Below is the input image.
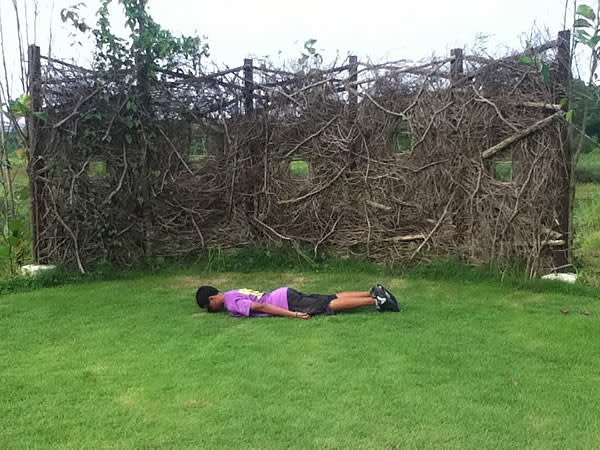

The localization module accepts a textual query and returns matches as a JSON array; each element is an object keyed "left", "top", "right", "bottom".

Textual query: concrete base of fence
[
  {"left": 21, "top": 264, "right": 57, "bottom": 277},
  {"left": 541, "top": 273, "right": 578, "bottom": 284}
]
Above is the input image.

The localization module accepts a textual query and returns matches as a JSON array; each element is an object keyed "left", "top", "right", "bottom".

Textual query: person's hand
[{"left": 294, "top": 312, "right": 311, "bottom": 319}]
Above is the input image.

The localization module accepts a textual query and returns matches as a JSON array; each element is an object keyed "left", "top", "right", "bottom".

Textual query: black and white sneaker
[
  {"left": 380, "top": 285, "right": 400, "bottom": 312},
  {"left": 370, "top": 284, "right": 399, "bottom": 312}
]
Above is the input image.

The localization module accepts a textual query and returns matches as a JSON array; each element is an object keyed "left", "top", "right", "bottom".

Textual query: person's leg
[
  {"left": 328, "top": 292, "right": 376, "bottom": 312},
  {"left": 335, "top": 291, "right": 372, "bottom": 299},
  {"left": 287, "top": 288, "right": 396, "bottom": 315},
  {"left": 330, "top": 287, "right": 400, "bottom": 313}
]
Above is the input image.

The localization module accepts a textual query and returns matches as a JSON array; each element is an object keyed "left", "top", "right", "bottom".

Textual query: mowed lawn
[
  {"left": 575, "top": 182, "right": 600, "bottom": 288},
  {"left": 1, "top": 270, "right": 599, "bottom": 449}
]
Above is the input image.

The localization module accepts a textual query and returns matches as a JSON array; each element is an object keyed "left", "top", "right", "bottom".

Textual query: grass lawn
[
  {"left": 574, "top": 147, "right": 600, "bottom": 288},
  {"left": 1, "top": 270, "right": 599, "bottom": 448},
  {"left": 574, "top": 182, "right": 600, "bottom": 288},
  {"left": 576, "top": 149, "right": 600, "bottom": 183}
]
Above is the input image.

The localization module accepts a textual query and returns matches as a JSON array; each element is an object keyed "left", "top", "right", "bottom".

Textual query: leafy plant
[
  {"left": 573, "top": 3, "right": 600, "bottom": 153},
  {"left": 59, "top": 0, "right": 210, "bottom": 150},
  {"left": 0, "top": 216, "right": 28, "bottom": 274},
  {"left": 297, "top": 38, "right": 323, "bottom": 70},
  {"left": 7, "top": 93, "right": 46, "bottom": 121},
  {"left": 568, "top": 2, "right": 600, "bottom": 280},
  {"left": 570, "top": 79, "right": 600, "bottom": 151},
  {"left": 61, "top": 0, "right": 208, "bottom": 77},
  {"left": 574, "top": 4, "right": 600, "bottom": 52},
  {"left": 518, "top": 54, "right": 551, "bottom": 84},
  {"left": 8, "top": 93, "right": 31, "bottom": 117}
]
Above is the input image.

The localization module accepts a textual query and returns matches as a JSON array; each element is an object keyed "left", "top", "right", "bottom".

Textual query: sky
[{"left": 0, "top": 0, "right": 583, "bottom": 98}]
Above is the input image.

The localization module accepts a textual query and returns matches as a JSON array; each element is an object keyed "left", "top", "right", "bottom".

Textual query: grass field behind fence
[
  {"left": 576, "top": 149, "right": 600, "bottom": 183},
  {"left": 1, "top": 269, "right": 599, "bottom": 448},
  {"left": 574, "top": 177, "right": 600, "bottom": 288}
]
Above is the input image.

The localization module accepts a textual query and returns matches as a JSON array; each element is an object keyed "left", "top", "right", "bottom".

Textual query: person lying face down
[{"left": 195, "top": 284, "right": 399, "bottom": 319}]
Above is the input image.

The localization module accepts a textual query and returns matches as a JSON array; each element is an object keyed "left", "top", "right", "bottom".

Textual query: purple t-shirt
[{"left": 223, "top": 287, "right": 289, "bottom": 317}]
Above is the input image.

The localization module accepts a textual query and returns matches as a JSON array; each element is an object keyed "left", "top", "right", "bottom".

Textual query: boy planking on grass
[{"left": 195, "top": 284, "right": 399, "bottom": 319}]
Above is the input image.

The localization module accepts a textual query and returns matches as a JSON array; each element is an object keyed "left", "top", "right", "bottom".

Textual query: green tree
[
  {"left": 573, "top": 3, "right": 600, "bottom": 154},
  {"left": 60, "top": 0, "right": 210, "bottom": 145},
  {"left": 3, "top": 128, "right": 20, "bottom": 154},
  {"left": 571, "top": 80, "right": 600, "bottom": 153},
  {"left": 62, "top": 0, "right": 208, "bottom": 76}
]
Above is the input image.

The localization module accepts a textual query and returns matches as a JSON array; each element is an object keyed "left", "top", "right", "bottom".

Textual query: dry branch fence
[{"left": 28, "top": 31, "right": 572, "bottom": 275}]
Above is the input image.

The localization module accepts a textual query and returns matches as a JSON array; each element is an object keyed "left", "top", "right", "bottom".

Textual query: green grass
[
  {"left": 1, "top": 269, "right": 599, "bottom": 448},
  {"left": 88, "top": 160, "right": 108, "bottom": 179},
  {"left": 0, "top": 155, "right": 32, "bottom": 278},
  {"left": 1, "top": 154, "right": 28, "bottom": 196},
  {"left": 574, "top": 182, "right": 600, "bottom": 288},
  {"left": 493, "top": 160, "right": 513, "bottom": 182},
  {"left": 393, "top": 131, "right": 412, "bottom": 153},
  {"left": 576, "top": 149, "right": 600, "bottom": 183},
  {"left": 573, "top": 147, "right": 600, "bottom": 288},
  {"left": 290, "top": 160, "right": 309, "bottom": 178}
]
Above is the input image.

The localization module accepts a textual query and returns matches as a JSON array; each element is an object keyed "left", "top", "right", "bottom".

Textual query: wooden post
[
  {"left": 348, "top": 55, "right": 358, "bottom": 119},
  {"left": 136, "top": 1, "right": 154, "bottom": 260},
  {"left": 347, "top": 55, "right": 359, "bottom": 170},
  {"left": 555, "top": 29, "right": 572, "bottom": 268},
  {"left": 450, "top": 48, "right": 467, "bottom": 243},
  {"left": 450, "top": 48, "right": 463, "bottom": 85},
  {"left": 556, "top": 30, "right": 571, "bottom": 92},
  {"left": 243, "top": 58, "right": 254, "bottom": 113},
  {"left": 27, "top": 44, "right": 42, "bottom": 263}
]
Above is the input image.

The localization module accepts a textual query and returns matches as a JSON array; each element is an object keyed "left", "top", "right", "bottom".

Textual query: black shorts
[{"left": 287, "top": 288, "right": 337, "bottom": 315}]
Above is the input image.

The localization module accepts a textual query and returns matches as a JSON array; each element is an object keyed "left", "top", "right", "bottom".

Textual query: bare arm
[{"left": 251, "top": 302, "right": 310, "bottom": 319}]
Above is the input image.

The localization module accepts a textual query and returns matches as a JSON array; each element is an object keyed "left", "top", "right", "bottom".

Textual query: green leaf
[
  {"left": 519, "top": 56, "right": 534, "bottom": 66},
  {"left": 588, "top": 35, "right": 600, "bottom": 48},
  {"left": 125, "top": 134, "right": 133, "bottom": 145},
  {"left": 9, "top": 93, "right": 33, "bottom": 117},
  {"left": 18, "top": 92, "right": 32, "bottom": 108},
  {"left": 540, "top": 63, "right": 551, "bottom": 84},
  {"left": 9, "top": 101, "right": 29, "bottom": 117},
  {"left": 33, "top": 111, "right": 48, "bottom": 121},
  {"left": 576, "top": 4, "right": 596, "bottom": 20},
  {"left": 559, "top": 97, "right": 569, "bottom": 109},
  {"left": 574, "top": 18, "right": 593, "bottom": 28},
  {"left": 566, "top": 109, "right": 574, "bottom": 122},
  {"left": 576, "top": 29, "right": 592, "bottom": 41}
]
